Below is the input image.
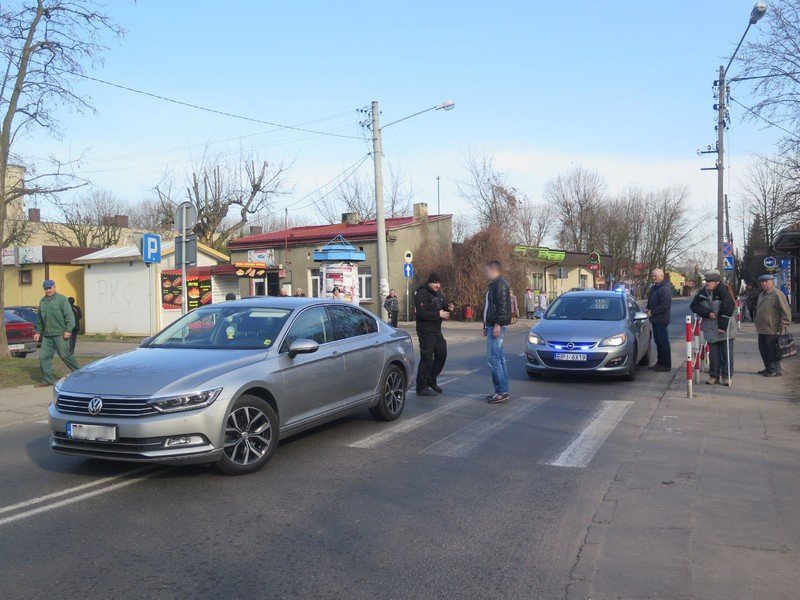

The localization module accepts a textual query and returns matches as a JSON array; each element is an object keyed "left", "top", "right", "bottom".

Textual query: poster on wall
[
  {"left": 18, "top": 246, "right": 43, "bottom": 264},
  {"left": 247, "top": 249, "right": 275, "bottom": 266},
  {"left": 161, "top": 270, "right": 213, "bottom": 310},
  {"left": 321, "top": 263, "right": 359, "bottom": 305},
  {"left": 1, "top": 247, "right": 15, "bottom": 266}
]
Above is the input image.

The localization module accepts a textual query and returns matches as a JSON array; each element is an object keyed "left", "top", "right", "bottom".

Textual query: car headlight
[
  {"left": 148, "top": 388, "right": 222, "bottom": 413},
  {"left": 599, "top": 333, "right": 627, "bottom": 347},
  {"left": 53, "top": 377, "right": 67, "bottom": 402},
  {"left": 528, "top": 333, "right": 546, "bottom": 346}
]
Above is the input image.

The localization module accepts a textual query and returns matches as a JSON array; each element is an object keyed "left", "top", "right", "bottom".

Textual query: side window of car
[
  {"left": 362, "top": 312, "right": 378, "bottom": 334},
  {"left": 627, "top": 297, "right": 640, "bottom": 319},
  {"left": 282, "top": 307, "right": 332, "bottom": 351},
  {"left": 329, "top": 305, "right": 371, "bottom": 340}
]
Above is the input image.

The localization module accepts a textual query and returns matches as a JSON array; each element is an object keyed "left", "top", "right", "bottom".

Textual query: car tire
[
  {"left": 526, "top": 369, "right": 542, "bottom": 378},
  {"left": 370, "top": 364, "right": 406, "bottom": 422},
  {"left": 11, "top": 352, "right": 25, "bottom": 358},
  {"left": 623, "top": 345, "right": 638, "bottom": 381},
  {"left": 638, "top": 334, "right": 652, "bottom": 366},
  {"left": 215, "top": 395, "right": 279, "bottom": 476}
]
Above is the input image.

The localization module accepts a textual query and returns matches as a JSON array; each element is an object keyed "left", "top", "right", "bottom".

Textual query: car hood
[
  {"left": 533, "top": 319, "right": 628, "bottom": 342},
  {"left": 60, "top": 348, "right": 266, "bottom": 397}
]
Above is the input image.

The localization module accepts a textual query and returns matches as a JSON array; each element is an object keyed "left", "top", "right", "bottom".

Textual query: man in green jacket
[
  {"left": 34, "top": 279, "right": 80, "bottom": 387},
  {"left": 755, "top": 274, "right": 793, "bottom": 377}
]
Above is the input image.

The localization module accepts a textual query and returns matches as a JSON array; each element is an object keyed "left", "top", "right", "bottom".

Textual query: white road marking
[
  {"left": 349, "top": 395, "right": 480, "bottom": 449},
  {"left": 0, "top": 468, "right": 161, "bottom": 527},
  {"left": 0, "top": 466, "right": 155, "bottom": 517},
  {"left": 421, "top": 397, "right": 545, "bottom": 458},
  {"left": 545, "top": 400, "right": 633, "bottom": 468}
]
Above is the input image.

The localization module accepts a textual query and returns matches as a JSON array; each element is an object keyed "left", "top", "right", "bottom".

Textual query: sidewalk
[{"left": 569, "top": 322, "right": 800, "bottom": 600}]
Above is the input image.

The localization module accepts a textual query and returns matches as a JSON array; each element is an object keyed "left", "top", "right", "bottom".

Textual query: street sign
[
  {"left": 175, "top": 234, "right": 198, "bottom": 266},
  {"left": 142, "top": 233, "right": 162, "bottom": 264},
  {"left": 588, "top": 251, "right": 600, "bottom": 264},
  {"left": 403, "top": 250, "right": 413, "bottom": 264},
  {"left": 174, "top": 201, "right": 198, "bottom": 232},
  {"left": 722, "top": 242, "right": 733, "bottom": 257},
  {"left": 723, "top": 255, "right": 735, "bottom": 271},
  {"left": 763, "top": 256, "right": 777, "bottom": 269},
  {"left": 403, "top": 263, "right": 414, "bottom": 278}
]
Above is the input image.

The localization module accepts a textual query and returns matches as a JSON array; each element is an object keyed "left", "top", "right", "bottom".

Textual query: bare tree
[
  {"left": 0, "top": 1, "right": 121, "bottom": 356},
  {"left": 451, "top": 214, "right": 475, "bottom": 243},
  {"left": 385, "top": 165, "right": 414, "bottom": 218},
  {"left": 128, "top": 196, "right": 175, "bottom": 237},
  {"left": 594, "top": 188, "right": 644, "bottom": 282},
  {"left": 457, "top": 150, "right": 519, "bottom": 235},
  {"left": 638, "top": 185, "right": 704, "bottom": 273},
  {"left": 315, "top": 166, "right": 413, "bottom": 225},
  {"left": 515, "top": 198, "right": 553, "bottom": 247},
  {"left": 154, "top": 154, "right": 289, "bottom": 251},
  {"left": 42, "top": 188, "right": 128, "bottom": 247},
  {"left": 543, "top": 166, "right": 607, "bottom": 252},
  {"left": 740, "top": 159, "right": 796, "bottom": 245}
]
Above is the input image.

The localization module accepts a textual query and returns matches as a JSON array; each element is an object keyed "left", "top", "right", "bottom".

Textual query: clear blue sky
[{"left": 19, "top": 0, "right": 782, "bottom": 241}]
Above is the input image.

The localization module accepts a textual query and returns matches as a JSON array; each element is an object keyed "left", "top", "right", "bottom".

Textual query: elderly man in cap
[
  {"left": 414, "top": 272, "right": 454, "bottom": 396},
  {"left": 34, "top": 280, "right": 80, "bottom": 387},
  {"left": 690, "top": 269, "right": 736, "bottom": 385},
  {"left": 755, "top": 274, "right": 792, "bottom": 377}
]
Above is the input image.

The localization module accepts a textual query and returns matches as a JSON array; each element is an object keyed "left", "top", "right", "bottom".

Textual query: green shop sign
[{"left": 514, "top": 246, "right": 566, "bottom": 262}]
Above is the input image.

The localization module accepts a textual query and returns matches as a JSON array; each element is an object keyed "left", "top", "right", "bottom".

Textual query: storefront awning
[{"left": 774, "top": 221, "right": 800, "bottom": 253}]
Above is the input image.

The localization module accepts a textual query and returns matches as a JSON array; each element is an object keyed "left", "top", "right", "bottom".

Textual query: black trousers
[
  {"left": 389, "top": 310, "right": 398, "bottom": 328},
  {"left": 416, "top": 329, "right": 447, "bottom": 391},
  {"left": 758, "top": 334, "right": 782, "bottom": 373},
  {"left": 651, "top": 322, "right": 671, "bottom": 369},
  {"left": 69, "top": 328, "right": 79, "bottom": 354}
]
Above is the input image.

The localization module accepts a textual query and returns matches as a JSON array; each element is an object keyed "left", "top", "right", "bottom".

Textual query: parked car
[
  {"left": 523, "top": 290, "right": 652, "bottom": 381},
  {"left": 4, "top": 310, "right": 37, "bottom": 358},
  {"left": 6, "top": 305, "right": 39, "bottom": 325},
  {"left": 48, "top": 298, "right": 414, "bottom": 475}
]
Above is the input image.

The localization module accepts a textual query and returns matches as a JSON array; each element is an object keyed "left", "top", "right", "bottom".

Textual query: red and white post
[{"left": 685, "top": 315, "right": 693, "bottom": 398}]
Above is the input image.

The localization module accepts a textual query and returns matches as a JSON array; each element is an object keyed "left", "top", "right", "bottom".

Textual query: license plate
[
  {"left": 66, "top": 423, "right": 118, "bottom": 442},
  {"left": 554, "top": 353, "right": 588, "bottom": 362},
  {"left": 8, "top": 344, "right": 24, "bottom": 351}
]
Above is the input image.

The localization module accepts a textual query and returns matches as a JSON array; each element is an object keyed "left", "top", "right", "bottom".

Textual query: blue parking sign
[
  {"left": 403, "top": 263, "right": 414, "bottom": 278},
  {"left": 143, "top": 233, "right": 161, "bottom": 264}
]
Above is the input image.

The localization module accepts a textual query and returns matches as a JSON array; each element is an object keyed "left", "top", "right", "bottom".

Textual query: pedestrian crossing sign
[{"left": 723, "top": 255, "right": 734, "bottom": 271}]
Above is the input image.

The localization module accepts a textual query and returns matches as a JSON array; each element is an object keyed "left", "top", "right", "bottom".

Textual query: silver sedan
[
  {"left": 48, "top": 298, "right": 414, "bottom": 475},
  {"left": 523, "top": 290, "right": 652, "bottom": 381}
]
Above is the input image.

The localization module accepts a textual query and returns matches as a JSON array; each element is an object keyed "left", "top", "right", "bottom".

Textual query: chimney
[
  {"left": 413, "top": 202, "right": 428, "bottom": 222},
  {"left": 114, "top": 214, "right": 129, "bottom": 228},
  {"left": 27, "top": 208, "right": 41, "bottom": 222},
  {"left": 342, "top": 212, "right": 362, "bottom": 225},
  {"left": 249, "top": 225, "right": 263, "bottom": 236},
  {"left": 101, "top": 215, "right": 115, "bottom": 226}
]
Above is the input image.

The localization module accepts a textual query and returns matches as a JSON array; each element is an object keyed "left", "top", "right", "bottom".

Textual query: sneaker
[
  {"left": 416, "top": 387, "right": 437, "bottom": 396},
  {"left": 720, "top": 378, "right": 730, "bottom": 386},
  {"left": 488, "top": 392, "right": 510, "bottom": 404},
  {"left": 430, "top": 384, "right": 443, "bottom": 394},
  {"left": 757, "top": 369, "right": 769, "bottom": 375},
  {"left": 764, "top": 371, "right": 782, "bottom": 377},
  {"left": 706, "top": 377, "right": 719, "bottom": 385}
]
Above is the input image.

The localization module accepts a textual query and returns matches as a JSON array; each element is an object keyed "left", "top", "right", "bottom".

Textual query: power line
[
  {"left": 289, "top": 154, "right": 371, "bottom": 212},
  {"left": 728, "top": 96, "right": 798, "bottom": 139},
  {"left": 71, "top": 72, "right": 362, "bottom": 140}
]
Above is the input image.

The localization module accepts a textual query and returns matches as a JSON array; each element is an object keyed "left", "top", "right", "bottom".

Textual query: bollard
[
  {"left": 685, "top": 315, "right": 693, "bottom": 398},
  {"left": 736, "top": 298, "right": 742, "bottom": 332},
  {"left": 692, "top": 317, "right": 701, "bottom": 384}
]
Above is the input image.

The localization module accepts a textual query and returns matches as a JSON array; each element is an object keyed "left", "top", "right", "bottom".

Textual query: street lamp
[
  {"left": 370, "top": 99, "right": 455, "bottom": 319},
  {"left": 712, "top": 2, "right": 767, "bottom": 276}
]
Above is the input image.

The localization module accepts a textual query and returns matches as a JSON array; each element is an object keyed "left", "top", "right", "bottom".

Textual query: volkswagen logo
[
  {"left": 567, "top": 342, "right": 575, "bottom": 350},
  {"left": 87, "top": 397, "right": 103, "bottom": 416}
]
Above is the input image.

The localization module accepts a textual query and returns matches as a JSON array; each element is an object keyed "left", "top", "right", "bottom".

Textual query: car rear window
[{"left": 3, "top": 311, "right": 26, "bottom": 324}]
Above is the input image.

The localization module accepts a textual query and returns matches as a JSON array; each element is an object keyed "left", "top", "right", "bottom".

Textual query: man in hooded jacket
[{"left": 414, "top": 272, "right": 453, "bottom": 396}]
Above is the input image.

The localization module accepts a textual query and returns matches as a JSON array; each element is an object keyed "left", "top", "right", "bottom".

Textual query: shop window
[
  {"left": 310, "top": 269, "right": 321, "bottom": 298},
  {"left": 358, "top": 267, "right": 372, "bottom": 301},
  {"left": 19, "top": 270, "right": 32, "bottom": 285}
]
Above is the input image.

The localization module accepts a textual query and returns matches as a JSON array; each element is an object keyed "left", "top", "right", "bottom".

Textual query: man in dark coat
[
  {"left": 414, "top": 273, "right": 453, "bottom": 396},
  {"left": 690, "top": 270, "right": 736, "bottom": 385},
  {"left": 383, "top": 289, "right": 399, "bottom": 327},
  {"left": 483, "top": 260, "right": 512, "bottom": 403},
  {"left": 645, "top": 268, "right": 672, "bottom": 371}
]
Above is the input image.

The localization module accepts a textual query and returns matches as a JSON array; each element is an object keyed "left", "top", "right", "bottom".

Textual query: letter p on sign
[{"left": 143, "top": 233, "right": 162, "bottom": 264}]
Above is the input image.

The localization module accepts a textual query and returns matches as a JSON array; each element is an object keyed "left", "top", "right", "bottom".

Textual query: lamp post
[
  {"left": 713, "top": 2, "right": 767, "bottom": 274},
  {"left": 370, "top": 99, "right": 455, "bottom": 319}
]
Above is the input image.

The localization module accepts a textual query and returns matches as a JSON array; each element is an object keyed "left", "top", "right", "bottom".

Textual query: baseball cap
[{"left": 42, "top": 279, "right": 55, "bottom": 289}]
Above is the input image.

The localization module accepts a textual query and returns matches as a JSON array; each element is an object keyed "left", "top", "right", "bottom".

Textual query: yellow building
[
  {"left": 667, "top": 270, "right": 685, "bottom": 292},
  {"left": 514, "top": 246, "right": 611, "bottom": 300}
]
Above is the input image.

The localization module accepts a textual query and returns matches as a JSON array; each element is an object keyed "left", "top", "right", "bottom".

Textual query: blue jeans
[{"left": 486, "top": 326, "right": 509, "bottom": 394}]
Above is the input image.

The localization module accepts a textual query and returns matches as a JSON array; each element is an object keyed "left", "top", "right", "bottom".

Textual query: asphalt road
[{"left": 0, "top": 299, "right": 693, "bottom": 600}]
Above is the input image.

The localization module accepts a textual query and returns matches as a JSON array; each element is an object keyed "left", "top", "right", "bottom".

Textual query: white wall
[{"left": 83, "top": 262, "right": 152, "bottom": 336}]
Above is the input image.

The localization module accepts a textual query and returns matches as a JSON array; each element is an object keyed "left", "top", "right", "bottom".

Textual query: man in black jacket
[
  {"left": 690, "top": 270, "right": 736, "bottom": 385},
  {"left": 414, "top": 273, "right": 454, "bottom": 396},
  {"left": 645, "top": 268, "right": 672, "bottom": 371},
  {"left": 483, "top": 260, "right": 512, "bottom": 404}
]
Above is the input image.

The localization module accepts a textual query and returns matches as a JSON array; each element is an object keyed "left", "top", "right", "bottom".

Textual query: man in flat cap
[
  {"left": 34, "top": 279, "right": 80, "bottom": 387},
  {"left": 414, "top": 272, "right": 454, "bottom": 396},
  {"left": 755, "top": 274, "right": 792, "bottom": 377}
]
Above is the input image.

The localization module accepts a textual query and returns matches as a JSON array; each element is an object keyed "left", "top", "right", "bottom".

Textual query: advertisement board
[
  {"left": 161, "top": 270, "right": 212, "bottom": 311},
  {"left": 247, "top": 249, "right": 275, "bottom": 266},
  {"left": 18, "top": 246, "right": 43, "bottom": 264},
  {"left": 1, "top": 247, "right": 15, "bottom": 266},
  {"left": 321, "top": 263, "right": 359, "bottom": 305}
]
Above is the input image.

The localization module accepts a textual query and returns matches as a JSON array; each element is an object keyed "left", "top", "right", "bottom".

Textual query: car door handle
[{"left": 330, "top": 351, "right": 341, "bottom": 359}]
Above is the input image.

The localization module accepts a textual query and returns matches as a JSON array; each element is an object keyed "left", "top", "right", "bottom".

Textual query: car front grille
[
  {"left": 538, "top": 351, "right": 607, "bottom": 369},
  {"left": 545, "top": 341, "right": 598, "bottom": 350},
  {"left": 56, "top": 392, "right": 159, "bottom": 417}
]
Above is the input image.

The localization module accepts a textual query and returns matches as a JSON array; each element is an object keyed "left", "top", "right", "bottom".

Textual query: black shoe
[
  {"left": 649, "top": 363, "right": 662, "bottom": 370},
  {"left": 488, "top": 392, "right": 510, "bottom": 404},
  {"left": 430, "top": 384, "right": 443, "bottom": 394},
  {"left": 757, "top": 369, "right": 769, "bottom": 375},
  {"left": 653, "top": 365, "right": 671, "bottom": 372},
  {"left": 416, "top": 387, "right": 437, "bottom": 396},
  {"left": 763, "top": 371, "right": 782, "bottom": 377}
]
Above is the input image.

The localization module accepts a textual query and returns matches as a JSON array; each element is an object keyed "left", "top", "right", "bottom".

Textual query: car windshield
[
  {"left": 543, "top": 296, "right": 625, "bottom": 321},
  {"left": 146, "top": 306, "right": 293, "bottom": 350}
]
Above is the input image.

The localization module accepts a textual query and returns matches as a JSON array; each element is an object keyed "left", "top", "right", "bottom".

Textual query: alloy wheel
[
  {"left": 385, "top": 371, "right": 405, "bottom": 414},
  {"left": 224, "top": 406, "right": 271, "bottom": 465}
]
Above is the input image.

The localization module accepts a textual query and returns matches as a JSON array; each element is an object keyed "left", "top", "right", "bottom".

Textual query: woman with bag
[{"left": 690, "top": 270, "right": 736, "bottom": 386}]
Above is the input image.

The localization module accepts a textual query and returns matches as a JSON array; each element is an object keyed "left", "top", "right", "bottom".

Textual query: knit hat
[
  {"left": 703, "top": 269, "right": 722, "bottom": 282},
  {"left": 42, "top": 279, "right": 55, "bottom": 289},
  {"left": 427, "top": 272, "right": 442, "bottom": 284}
]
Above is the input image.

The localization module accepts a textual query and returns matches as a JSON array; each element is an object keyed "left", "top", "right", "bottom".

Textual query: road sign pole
[
  {"left": 406, "top": 279, "right": 410, "bottom": 322},
  {"left": 181, "top": 203, "right": 188, "bottom": 316}
]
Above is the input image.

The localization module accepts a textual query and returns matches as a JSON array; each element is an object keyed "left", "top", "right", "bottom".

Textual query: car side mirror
[
  {"left": 288, "top": 338, "right": 319, "bottom": 359},
  {"left": 633, "top": 311, "right": 649, "bottom": 321}
]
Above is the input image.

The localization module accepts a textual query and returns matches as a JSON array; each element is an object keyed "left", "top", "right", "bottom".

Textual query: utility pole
[
  {"left": 371, "top": 101, "right": 390, "bottom": 320},
  {"left": 716, "top": 64, "right": 726, "bottom": 275},
  {"left": 436, "top": 175, "right": 441, "bottom": 215}
]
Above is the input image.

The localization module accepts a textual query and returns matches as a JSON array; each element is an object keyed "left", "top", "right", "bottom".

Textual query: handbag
[{"left": 779, "top": 333, "right": 797, "bottom": 359}]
